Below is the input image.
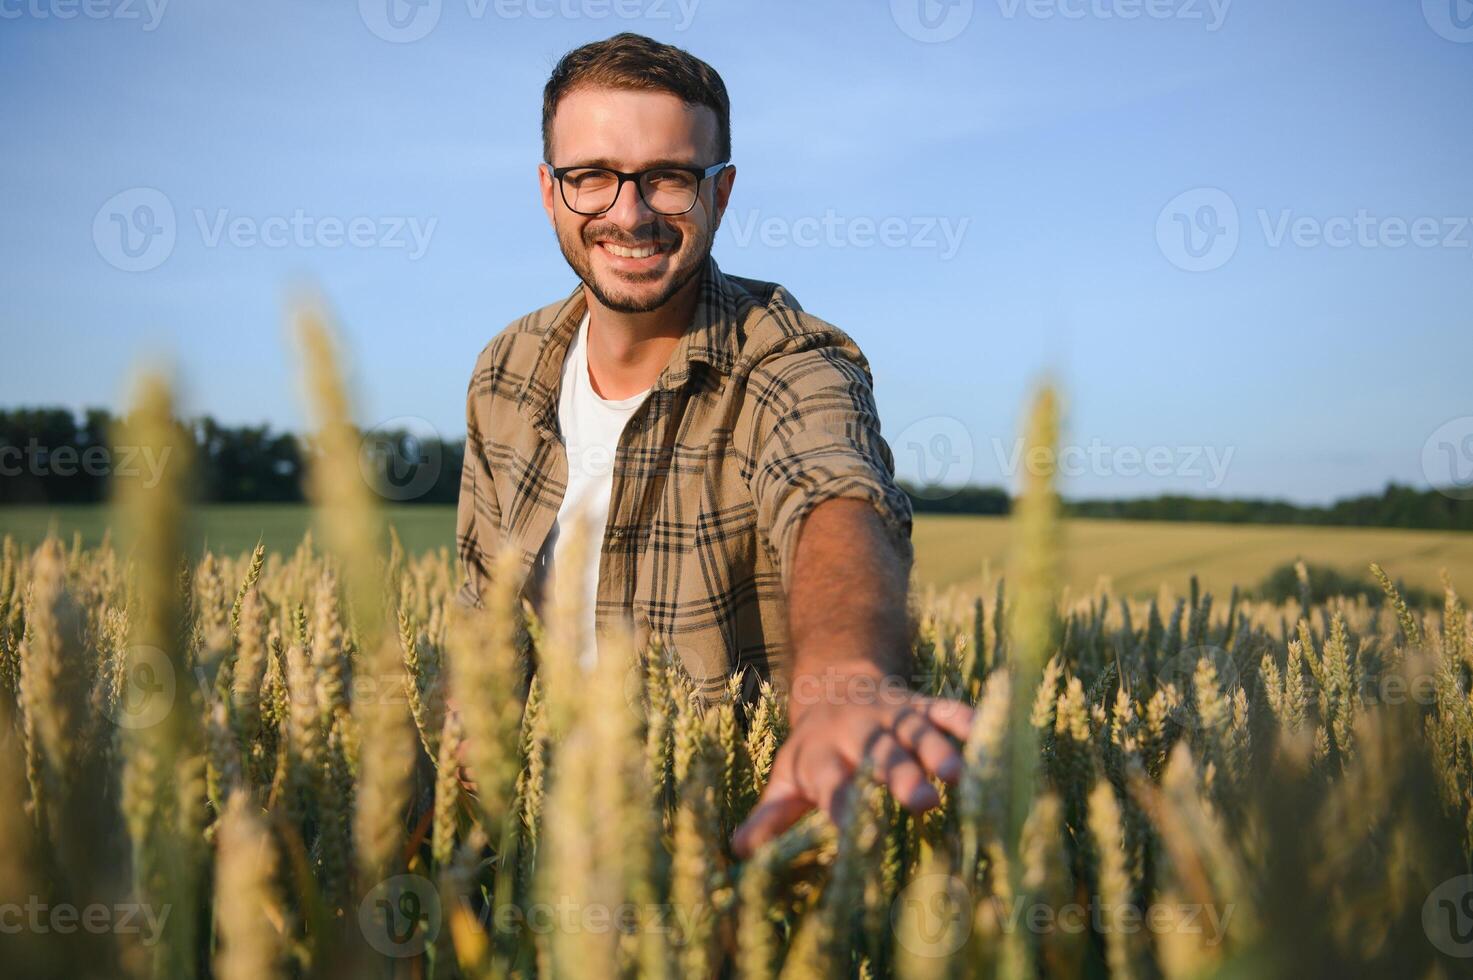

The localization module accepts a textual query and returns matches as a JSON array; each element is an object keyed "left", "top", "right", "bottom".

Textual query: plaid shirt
[{"left": 455, "top": 254, "right": 913, "bottom": 700}]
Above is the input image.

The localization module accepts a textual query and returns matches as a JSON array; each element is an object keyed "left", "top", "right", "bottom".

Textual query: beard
[{"left": 556, "top": 217, "right": 715, "bottom": 314}]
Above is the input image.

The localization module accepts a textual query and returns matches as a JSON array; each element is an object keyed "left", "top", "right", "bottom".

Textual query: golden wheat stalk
[
  {"left": 292, "top": 297, "right": 416, "bottom": 898},
  {"left": 213, "top": 791, "right": 287, "bottom": 980},
  {"left": 114, "top": 371, "right": 203, "bottom": 979}
]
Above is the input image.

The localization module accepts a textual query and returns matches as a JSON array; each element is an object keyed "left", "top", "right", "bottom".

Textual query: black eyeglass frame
[{"left": 545, "top": 161, "right": 730, "bottom": 216}]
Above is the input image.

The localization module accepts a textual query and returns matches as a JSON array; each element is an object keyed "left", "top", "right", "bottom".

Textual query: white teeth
[{"left": 603, "top": 242, "right": 660, "bottom": 259}]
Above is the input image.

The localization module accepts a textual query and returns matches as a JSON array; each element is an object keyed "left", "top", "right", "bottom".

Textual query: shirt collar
[{"left": 517, "top": 253, "right": 739, "bottom": 437}]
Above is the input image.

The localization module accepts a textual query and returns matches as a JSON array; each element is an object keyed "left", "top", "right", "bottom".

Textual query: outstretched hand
[{"left": 731, "top": 663, "right": 974, "bottom": 859}]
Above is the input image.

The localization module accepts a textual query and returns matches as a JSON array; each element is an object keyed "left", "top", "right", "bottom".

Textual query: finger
[
  {"left": 732, "top": 776, "right": 811, "bottom": 859},
  {"left": 862, "top": 730, "right": 937, "bottom": 812},
  {"left": 797, "top": 746, "right": 854, "bottom": 820},
  {"left": 892, "top": 708, "right": 964, "bottom": 783},
  {"left": 922, "top": 697, "right": 975, "bottom": 741}
]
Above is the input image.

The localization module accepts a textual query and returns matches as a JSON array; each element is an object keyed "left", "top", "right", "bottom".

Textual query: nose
[{"left": 601, "top": 174, "right": 657, "bottom": 229}]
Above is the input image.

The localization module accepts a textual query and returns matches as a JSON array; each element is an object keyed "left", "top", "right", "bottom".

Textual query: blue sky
[{"left": 2, "top": 0, "right": 1470, "bottom": 504}]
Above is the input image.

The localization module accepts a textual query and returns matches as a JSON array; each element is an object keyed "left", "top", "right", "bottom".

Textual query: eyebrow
[{"left": 558, "top": 156, "right": 706, "bottom": 170}]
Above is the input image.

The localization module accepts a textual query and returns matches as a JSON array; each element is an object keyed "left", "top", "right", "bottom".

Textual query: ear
[
  {"left": 711, "top": 165, "right": 736, "bottom": 224},
  {"left": 539, "top": 163, "right": 557, "bottom": 226}
]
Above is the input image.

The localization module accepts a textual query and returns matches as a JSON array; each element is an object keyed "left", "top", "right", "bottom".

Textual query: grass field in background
[
  {"left": 910, "top": 512, "right": 1473, "bottom": 599},
  {"left": 0, "top": 504, "right": 458, "bottom": 559},
  {"left": 2, "top": 504, "right": 1470, "bottom": 600}
]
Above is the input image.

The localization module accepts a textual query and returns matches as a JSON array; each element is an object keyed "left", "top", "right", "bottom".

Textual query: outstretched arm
[{"left": 731, "top": 497, "right": 974, "bottom": 857}]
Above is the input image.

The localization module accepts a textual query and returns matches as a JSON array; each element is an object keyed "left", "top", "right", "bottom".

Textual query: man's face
[{"left": 541, "top": 87, "right": 734, "bottom": 314}]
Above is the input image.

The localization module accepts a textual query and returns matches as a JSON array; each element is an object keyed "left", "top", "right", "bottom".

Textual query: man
[{"left": 454, "top": 32, "right": 974, "bottom": 859}]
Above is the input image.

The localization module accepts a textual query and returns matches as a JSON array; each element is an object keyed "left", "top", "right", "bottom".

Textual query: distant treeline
[
  {"left": 1063, "top": 485, "right": 1473, "bottom": 531},
  {"left": 900, "top": 480, "right": 1473, "bottom": 531},
  {"left": 3, "top": 408, "right": 1469, "bottom": 530},
  {"left": 0, "top": 407, "right": 463, "bottom": 505}
]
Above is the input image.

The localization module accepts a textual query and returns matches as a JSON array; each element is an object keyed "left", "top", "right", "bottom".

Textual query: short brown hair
[{"left": 541, "top": 32, "right": 731, "bottom": 166}]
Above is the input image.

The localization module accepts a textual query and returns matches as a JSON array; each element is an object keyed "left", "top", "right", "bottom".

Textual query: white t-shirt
[{"left": 537, "top": 310, "right": 652, "bottom": 668}]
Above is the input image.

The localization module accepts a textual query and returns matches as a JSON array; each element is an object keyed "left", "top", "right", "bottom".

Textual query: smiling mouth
[{"left": 595, "top": 239, "right": 673, "bottom": 260}]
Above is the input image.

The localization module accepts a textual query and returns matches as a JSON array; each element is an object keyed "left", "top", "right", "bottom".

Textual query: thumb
[{"left": 732, "top": 775, "right": 812, "bottom": 860}]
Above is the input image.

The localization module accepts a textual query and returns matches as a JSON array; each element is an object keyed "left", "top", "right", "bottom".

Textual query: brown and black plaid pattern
[{"left": 455, "top": 254, "right": 913, "bottom": 700}]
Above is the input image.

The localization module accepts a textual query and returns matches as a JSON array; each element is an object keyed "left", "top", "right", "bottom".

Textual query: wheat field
[
  {"left": 2, "top": 308, "right": 1471, "bottom": 979},
  {"left": 4, "top": 508, "right": 1470, "bottom": 609}
]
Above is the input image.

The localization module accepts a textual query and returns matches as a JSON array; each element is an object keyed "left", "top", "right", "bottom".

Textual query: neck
[{"left": 582, "top": 269, "right": 703, "bottom": 400}]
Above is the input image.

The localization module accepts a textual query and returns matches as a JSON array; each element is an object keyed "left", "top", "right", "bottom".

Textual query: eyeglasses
[{"left": 546, "top": 161, "right": 729, "bottom": 216}]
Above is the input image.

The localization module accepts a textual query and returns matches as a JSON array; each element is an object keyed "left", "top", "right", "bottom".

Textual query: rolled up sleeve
[
  {"left": 454, "top": 355, "right": 502, "bottom": 610},
  {"left": 746, "top": 336, "right": 914, "bottom": 595}
]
